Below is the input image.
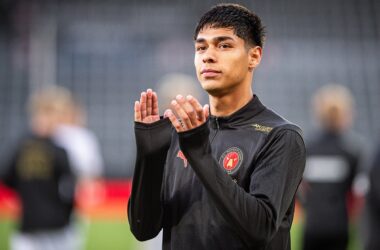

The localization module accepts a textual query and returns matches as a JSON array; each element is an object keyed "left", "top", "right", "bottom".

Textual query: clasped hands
[{"left": 134, "top": 89, "right": 209, "bottom": 132}]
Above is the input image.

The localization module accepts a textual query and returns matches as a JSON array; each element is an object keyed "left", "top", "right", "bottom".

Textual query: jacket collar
[{"left": 209, "top": 95, "right": 266, "bottom": 129}]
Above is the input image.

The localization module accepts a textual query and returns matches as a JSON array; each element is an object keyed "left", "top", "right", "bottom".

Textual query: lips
[{"left": 201, "top": 69, "right": 221, "bottom": 78}]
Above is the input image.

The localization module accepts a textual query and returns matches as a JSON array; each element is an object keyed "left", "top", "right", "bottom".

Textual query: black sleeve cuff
[
  {"left": 178, "top": 120, "right": 210, "bottom": 147},
  {"left": 134, "top": 117, "right": 172, "bottom": 130}
]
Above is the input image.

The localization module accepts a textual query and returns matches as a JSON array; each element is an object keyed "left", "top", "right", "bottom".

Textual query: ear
[{"left": 248, "top": 46, "right": 262, "bottom": 71}]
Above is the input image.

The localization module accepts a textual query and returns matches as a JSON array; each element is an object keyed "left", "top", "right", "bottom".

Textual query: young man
[{"left": 128, "top": 4, "right": 305, "bottom": 250}]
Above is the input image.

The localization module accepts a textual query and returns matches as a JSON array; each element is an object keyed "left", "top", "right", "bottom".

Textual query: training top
[
  {"left": 302, "top": 131, "right": 360, "bottom": 237},
  {"left": 128, "top": 95, "right": 306, "bottom": 250},
  {"left": 2, "top": 134, "right": 76, "bottom": 232}
]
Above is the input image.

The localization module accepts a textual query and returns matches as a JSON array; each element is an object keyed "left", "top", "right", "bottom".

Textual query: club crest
[{"left": 219, "top": 147, "right": 243, "bottom": 174}]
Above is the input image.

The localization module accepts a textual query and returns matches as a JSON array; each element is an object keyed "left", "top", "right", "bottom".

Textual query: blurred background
[{"left": 0, "top": 0, "right": 379, "bottom": 249}]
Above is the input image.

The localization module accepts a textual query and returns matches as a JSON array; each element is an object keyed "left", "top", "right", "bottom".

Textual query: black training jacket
[
  {"left": 2, "top": 134, "right": 76, "bottom": 232},
  {"left": 302, "top": 131, "right": 360, "bottom": 239},
  {"left": 128, "top": 95, "right": 306, "bottom": 250}
]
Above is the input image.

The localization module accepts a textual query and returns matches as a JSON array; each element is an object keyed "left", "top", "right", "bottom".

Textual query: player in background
[
  {"left": 1, "top": 86, "right": 77, "bottom": 250},
  {"left": 301, "top": 84, "right": 363, "bottom": 250}
]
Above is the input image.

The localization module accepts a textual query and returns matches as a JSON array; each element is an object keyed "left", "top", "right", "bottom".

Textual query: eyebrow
[{"left": 195, "top": 36, "right": 235, "bottom": 44}]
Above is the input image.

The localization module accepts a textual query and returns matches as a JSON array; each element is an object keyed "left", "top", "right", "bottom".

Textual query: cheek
[
  {"left": 194, "top": 55, "right": 201, "bottom": 70},
  {"left": 225, "top": 55, "right": 248, "bottom": 76}
]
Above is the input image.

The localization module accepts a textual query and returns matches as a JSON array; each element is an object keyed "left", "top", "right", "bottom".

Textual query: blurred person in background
[
  {"left": 300, "top": 84, "right": 363, "bottom": 250},
  {"left": 51, "top": 88, "right": 105, "bottom": 250},
  {"left": 52, "top": 97, "right": 104, "bottom": 181},
  {"left": 129, "top": 4, "right": 306, "bottom": 250},
  {"left": 156, "top": 73, "right": 206, "bottom": 113},
  {"left": 0, "top": 86, "right": 77, "bottom": 250},
  {"left": 364, "top": 143, "right": 380, "bottom": 250}
]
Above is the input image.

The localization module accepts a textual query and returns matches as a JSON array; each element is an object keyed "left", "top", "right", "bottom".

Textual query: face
[
  {"left": 31, "top": 111, "right": 56, "bottom": 137},
  {"left": 194, "top": 26, "right": 261, "bottom": 96}
]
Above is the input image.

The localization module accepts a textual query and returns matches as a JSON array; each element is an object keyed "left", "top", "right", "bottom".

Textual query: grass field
[
  {"left": 0, "top": 181, "right": 362, "bottom": 250},
  {"left": 0, "top": 218, "right": 361, "bottom": 250},
  {"left": 0, "top": 217, "right": 141, "bottom": 250}
]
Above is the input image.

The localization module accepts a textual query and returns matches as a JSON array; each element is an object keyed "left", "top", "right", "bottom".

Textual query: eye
[
  {"left": 219, "top": 43, "right": 232, "bottom": 49},
  {"left": 196, "top": 45, "right": 206, "bottom": 52}
]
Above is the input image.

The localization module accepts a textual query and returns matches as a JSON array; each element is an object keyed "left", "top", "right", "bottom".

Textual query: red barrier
[
  {"left": 0, "top": 183, "right": 20, "bottom": 219},
  {"left": 0, "top": 180, "right": 132, "bottom": 220}
]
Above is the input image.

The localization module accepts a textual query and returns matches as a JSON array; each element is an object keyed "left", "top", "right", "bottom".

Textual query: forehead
[{"left": 195, "top": 26, "right": 240, "bottom": 42}]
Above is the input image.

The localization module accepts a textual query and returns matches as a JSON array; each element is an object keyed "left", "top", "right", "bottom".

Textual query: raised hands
[
  {"left": 165, "top": 95, "right": 209, "bottom": 132},
  {"left": 134, "top": 89, "right": 160, "bottom": 123},
  {"left": 135, "top": 89, "right": 209, "bottom": 131}
]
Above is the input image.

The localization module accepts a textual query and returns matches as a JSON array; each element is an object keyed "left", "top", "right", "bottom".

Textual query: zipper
[{"left": 210, "top": 117, "right": 219, "bottom": 143}]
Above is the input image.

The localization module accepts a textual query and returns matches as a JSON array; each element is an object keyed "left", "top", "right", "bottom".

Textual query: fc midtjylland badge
[{"left": 219, "top": 147, "right": 243, "bottom": 174}]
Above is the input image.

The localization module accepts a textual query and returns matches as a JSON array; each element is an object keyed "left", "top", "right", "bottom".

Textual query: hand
[
  {"left": 134, "top": 89, "right": 160, "bottom": 123},
  {"left": 165, "top": 95, "right": 209, "bottom": 132}
]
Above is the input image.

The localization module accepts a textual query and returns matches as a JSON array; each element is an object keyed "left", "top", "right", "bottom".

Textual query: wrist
[{"left": 178, "top": 120, "right": 210, "bottom": 150}]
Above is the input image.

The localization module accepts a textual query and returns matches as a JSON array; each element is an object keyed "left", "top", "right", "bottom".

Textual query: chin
[
  {"left": 200, "top": 81, "right": 215, "bottom": 91},
  {"left": 201, "top": 78, "right": 220, "bottom": 88},
  {"left": 202, "top": 85, "right": 225, "bottom": 97},
  {"left": 203, "top": 77, "right": 237, "bottom": 95}
]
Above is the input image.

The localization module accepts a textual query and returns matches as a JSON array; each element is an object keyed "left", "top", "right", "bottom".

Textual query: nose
[{"left": 202, "top": 48, "right": 216, "bottom": 63}]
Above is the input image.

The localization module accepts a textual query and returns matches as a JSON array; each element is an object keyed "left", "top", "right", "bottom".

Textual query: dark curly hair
[{"left": 194, "top": 3, "right": 266, "bottom": 48}]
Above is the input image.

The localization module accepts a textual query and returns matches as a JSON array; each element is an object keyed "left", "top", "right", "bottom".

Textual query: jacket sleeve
[
  {"left": 178, "top": 122, "right": 306, "bottom": 247},
  {"left": 1, "top": 148, "right": 18, "bottom": 188},
  {"left": 56, "top": 147, "right": 76, "bottom": 208},
  {"left": 128, "top": 118, "right": 172, "bottom": 241}
]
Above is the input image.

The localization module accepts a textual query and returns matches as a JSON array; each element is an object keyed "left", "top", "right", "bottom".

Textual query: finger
[
  {"left": 176, "top": 95, "right": 197, "bottom": 127},
  {"left": 177, "top": 95, "right": 198, "bottom": 124},
  {"left": 140, "top": 92, "right": 147, "bottom": 119},
  {"left": 134, "top": 101, "right": 142, "bottom": 122},
  {"left": 187, "top": 95, "right": 205, "bottom": 122},
  {"left": 163, "top": 109, "right": 171, "bottom": 118},
  {"left": 152, "top": 91, "right": 159, "bottom": 116},
  {"left": 146, "top": 89, "right": 153, "bottom": 116},
  {"left": 171, "top": 99, "right": 192, "bottom": 130},
  {"left": 203, "top": 104, "right": 210, "bottom": 120},
  {"left": 166, "top": 109, "right": 184, "bottom": 132}
]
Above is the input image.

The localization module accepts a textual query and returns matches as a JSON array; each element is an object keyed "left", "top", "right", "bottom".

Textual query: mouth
[{"left": 201, "top": 69, "right": 221, "bottom": 78}]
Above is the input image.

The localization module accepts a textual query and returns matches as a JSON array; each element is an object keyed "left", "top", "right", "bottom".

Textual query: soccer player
[
  {"left": 1, "top": 87, "right": 77, "bottom": 250},
  {"left": 128, "top": 4, "right": 306, "bottom": 250},
  {"left": 301, "top": 85, "right": 361, "bottom": 250}
]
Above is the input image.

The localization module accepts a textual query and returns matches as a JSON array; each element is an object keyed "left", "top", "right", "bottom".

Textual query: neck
[{"left": 209, "top": 88, "right": 253, "bottom": 117}]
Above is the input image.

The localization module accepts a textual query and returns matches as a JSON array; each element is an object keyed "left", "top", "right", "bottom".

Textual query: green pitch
[
  {"left": 0, "top": 219, "right": 361, "bottom": 250},
  {"left": 0, "top": 218, "right": 140, "bottom": 250}
]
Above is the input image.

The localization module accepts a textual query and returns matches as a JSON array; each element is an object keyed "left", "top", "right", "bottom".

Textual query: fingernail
[
  {"left": 164, "top": 109, "right": 171, "bottom": 117},
  {"left": 176, "top": 95, "right": 183, "bottom": 100},
  {"left": 186, "top": 95, "right": 193, "bottom": 100},
  {"left": 171, "top": 100, "right": 177, "bottom": 105}
]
